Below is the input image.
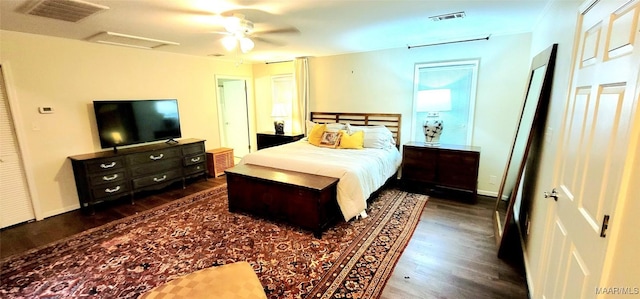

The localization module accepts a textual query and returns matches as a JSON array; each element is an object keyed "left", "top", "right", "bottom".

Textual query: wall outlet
[{"left": 489, "top": 175, "right": 497, "bottom": 185}]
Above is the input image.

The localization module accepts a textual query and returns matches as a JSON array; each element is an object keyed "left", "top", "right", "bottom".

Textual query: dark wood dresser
[
  {"left": 257, "top": 132, "right": 304, "bottom": 150},
  {"left": 69, "top": 138, "right": 207, "bottom": 213},
  {"left": 401, "top": 142, "right": 480, "bottom": 201}
]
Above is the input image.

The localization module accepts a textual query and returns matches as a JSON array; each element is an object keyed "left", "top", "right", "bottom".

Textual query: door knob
[{"left": 544, "top": 188, "right": 559, "bottom": 201}]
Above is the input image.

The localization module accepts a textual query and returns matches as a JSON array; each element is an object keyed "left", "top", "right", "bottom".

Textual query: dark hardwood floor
[{"left": 0, "top": 178, "right": 528, "bottom": 298}]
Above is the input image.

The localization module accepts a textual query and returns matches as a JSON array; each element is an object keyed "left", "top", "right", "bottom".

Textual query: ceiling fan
[{"left": 213, "top": 13, "right": 298, "bottom": 53}]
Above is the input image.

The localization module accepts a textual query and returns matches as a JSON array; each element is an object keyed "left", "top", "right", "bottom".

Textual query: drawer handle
[
  {"left": 149, "top": 154, "right": 164, "bottom": 160},
  {"left": 102, "top": 174, "right": 119, "bottom": 181},
  {"left": 105, "top": 186, "right": 121, "bottom": 193},
  {"left": 190, "top": 157, "right": 201, "bottom": 163},
  {"left": 100, "top": 162, "right": 116, "bottom": 169},
  {"left": 153, "top": 175, "right": 167, "bottom": 182}
]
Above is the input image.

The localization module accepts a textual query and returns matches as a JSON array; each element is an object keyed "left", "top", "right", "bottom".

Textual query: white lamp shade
[
  {"left": 416, "top": 89, "right": 452, "bottom": 112},
  {"left": 239, "top": 37, "right": 255, "bottom": 53},
  {"left": 221, "top": 35, "right": 237, "bottom": 51}
]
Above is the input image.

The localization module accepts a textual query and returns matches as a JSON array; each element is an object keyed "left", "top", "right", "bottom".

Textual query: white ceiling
[{"left": 0, "top": 0, "right": 552, "bottom": 63}]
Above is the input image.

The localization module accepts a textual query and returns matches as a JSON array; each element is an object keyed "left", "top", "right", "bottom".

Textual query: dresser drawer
[
  {"left": 439, "top": 151, "right": 479, "bottom": 169},
  {"left": 184, "top": 153, "right": 205, "bottom": 166},
  {"left": 92, "top": 182, "right": 130, "bottom": 199},
  {"left": 184, "top": 162, "right": 206, "bottom": 175},
  {"left": 401, "top": 142, "right": 480, "bottom": 201},
  {"left": 182, "top": 142, "right": 204, "bottom": 156},
  {"left": 402, "top": 165, "right": 436, "bottom": 183},
  {"left": 89, "top": 170, "right": 126, "bottom": 186},
  {"left": 129, "top": 158, "right": 182, "bottom": 177},
  {"left": 132, "top": 169, "right": 182, "bottom": 189},
  {"left": 127, "top": 148, "right": 181, "bottom": 165},
  {"left": 86, "top": 157, "right": 125, "bottom": 173}
]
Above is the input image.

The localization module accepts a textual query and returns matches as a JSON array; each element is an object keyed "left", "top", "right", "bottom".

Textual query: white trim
[
  {"left": 477, "top": 189, "right": 499, "bottom": 198},
  {"left": 214, "top": 75, "right": 255, "bottom": 153},
  {"left": 0, "top": 62, "right": 43, "bottom": 221}
]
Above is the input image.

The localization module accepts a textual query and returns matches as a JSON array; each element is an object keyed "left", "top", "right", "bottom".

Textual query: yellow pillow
[
  {"left": 308, "top": 124, "right": 326, "bottom": 146},
  {"left": 339, "top": 130, "right": 364, "bottom": 149}
]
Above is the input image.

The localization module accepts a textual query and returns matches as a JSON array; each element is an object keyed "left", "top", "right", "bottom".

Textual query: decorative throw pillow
[
  {"left": 338, "top": 130, "right": 364, "bottom": 149},
  {"left": 318, "top": 131, "right": 342, "bottom": 148},
  {"left": 308, "top": 124, "right": 326, "bottom": 146}
]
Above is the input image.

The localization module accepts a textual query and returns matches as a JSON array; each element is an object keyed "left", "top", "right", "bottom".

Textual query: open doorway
[{"left": 216, "top": 76, "right": 251, "bottom": 161}]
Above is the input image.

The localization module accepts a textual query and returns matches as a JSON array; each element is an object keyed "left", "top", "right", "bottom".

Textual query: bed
[{"left": 237, "top": 112, "right": 402, "bottom": 222}]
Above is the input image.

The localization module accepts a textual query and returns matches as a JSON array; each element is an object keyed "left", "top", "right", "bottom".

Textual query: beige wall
[
  {"left": 308, "top": 33, "right": 533, "bottom": 195},
  {"left": 0, "top": 30, "right": 252, "bottom": 218}
]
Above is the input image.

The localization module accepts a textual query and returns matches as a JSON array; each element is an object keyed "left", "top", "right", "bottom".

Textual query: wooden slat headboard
[{"left": 310, "top": 112, "right": 402, "bottom": 147}]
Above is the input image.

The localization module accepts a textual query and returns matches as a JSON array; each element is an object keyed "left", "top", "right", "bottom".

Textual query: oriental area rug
[{"left": 0, "top": 184, "right": 428, "bottom": 299}]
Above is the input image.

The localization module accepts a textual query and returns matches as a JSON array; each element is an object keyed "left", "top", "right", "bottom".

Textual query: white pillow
[
  {"left": 306, "top": 120, "right": 345, "bottom": 136},
  {"left": 347, "top": 124, "right": 395, "bottom": 149}
]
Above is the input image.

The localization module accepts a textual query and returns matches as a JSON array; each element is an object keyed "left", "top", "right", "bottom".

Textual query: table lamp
[
  {"left": 416, "top": 89, "right": 452, "bottom": 146},
  {"left": 271, "top": 103, "right": 288, "bottom": 134}
]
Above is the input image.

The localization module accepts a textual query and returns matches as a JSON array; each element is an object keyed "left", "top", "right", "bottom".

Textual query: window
[
  {"left": 411, "top": 60, "right": 478, "bottom": 145},
  {"left": 271, "top": 74, "right": 294, "bottom": 132}
]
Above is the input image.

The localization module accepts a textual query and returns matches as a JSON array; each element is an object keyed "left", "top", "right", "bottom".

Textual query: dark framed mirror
[{"left": 493, "top": 44, "right": 558, "bottom": 255}]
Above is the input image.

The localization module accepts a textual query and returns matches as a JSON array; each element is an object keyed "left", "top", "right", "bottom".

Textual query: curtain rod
[
  {"left": 407, "top": 35, "right": 491, "bottom": 49},
  {"left": 265, "top": 60, "right": 293, "bottom": 64}
]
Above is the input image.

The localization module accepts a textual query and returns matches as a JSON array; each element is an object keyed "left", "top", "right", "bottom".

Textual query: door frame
[
  {"left": 1, "top": 62, "right": 42, "bottom": 221},
  {"left": 214, "top": 75, "right": 255, "bottom": 156}
]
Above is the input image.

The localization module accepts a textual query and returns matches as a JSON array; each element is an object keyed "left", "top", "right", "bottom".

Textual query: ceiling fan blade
[
  {"left": 252, "top": 36, "right": 285, "bottom": 47},
  {"left": 253, "top": 26, "right": 300, "bottom": 35}
]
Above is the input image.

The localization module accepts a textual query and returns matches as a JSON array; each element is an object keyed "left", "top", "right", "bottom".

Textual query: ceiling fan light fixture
[
  {"left": 223, "top": 16, "right": 242, "bottom": 33},
  {"left": 240, "top": 37, "right": 254, "bottom": 53},
  {"left": 221, "top": 35, "right": 237, "bottom": 51}
]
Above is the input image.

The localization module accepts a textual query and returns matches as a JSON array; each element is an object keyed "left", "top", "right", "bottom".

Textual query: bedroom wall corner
[{"left": 307, "top": 33, "right": 533, "bottom": 196}]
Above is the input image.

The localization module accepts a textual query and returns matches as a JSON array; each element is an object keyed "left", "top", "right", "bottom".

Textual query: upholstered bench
[{"left": 140, "top": 261, "right": 267, "bottom": 299}]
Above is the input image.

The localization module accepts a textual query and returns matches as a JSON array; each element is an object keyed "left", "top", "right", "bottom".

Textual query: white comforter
[{"left": 239, "top": 141, "right": 402, "bottom": 221}]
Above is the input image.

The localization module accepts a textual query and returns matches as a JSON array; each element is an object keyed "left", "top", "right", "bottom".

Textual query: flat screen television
[{"left": 93, "top": 99, "right": 182, "bottom": 150}]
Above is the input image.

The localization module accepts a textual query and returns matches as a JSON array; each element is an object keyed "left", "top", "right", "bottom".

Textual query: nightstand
[
  {"left": 401, "top": 142, "right": 480, "bottom": 201},
  {"left": 257, "top": 132, "right": 304, "bottom": 150}
]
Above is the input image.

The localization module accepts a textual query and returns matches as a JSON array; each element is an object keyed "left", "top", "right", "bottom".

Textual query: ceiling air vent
[
  {"left": 429, "top": 11, "right": 466, "bottom": 21},
  {"left": 87, "top": 31, "right": 180, "bottom": 50},
  {"left": 25, "top": 0, "right": 109, "bottom": 22}
]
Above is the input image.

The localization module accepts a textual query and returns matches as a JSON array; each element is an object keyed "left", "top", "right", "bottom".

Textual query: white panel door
[
  {"left": 220, "top": 80, "right": 250, "bottom": 158},
  {"left": 541, "top": 1, "right": 640, "bottom": 298},
  {"left": 0, "top": 66, "right": 35, "bottom": 228}
]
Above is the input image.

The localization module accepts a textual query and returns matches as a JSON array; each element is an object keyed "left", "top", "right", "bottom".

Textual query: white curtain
[{"left": 293, "top": 57, "right": 309, "bottom": 134}]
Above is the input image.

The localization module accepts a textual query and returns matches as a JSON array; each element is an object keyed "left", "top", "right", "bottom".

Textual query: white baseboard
[{"left": 478, "top": 189, "right": 498, "bottom": 198}]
